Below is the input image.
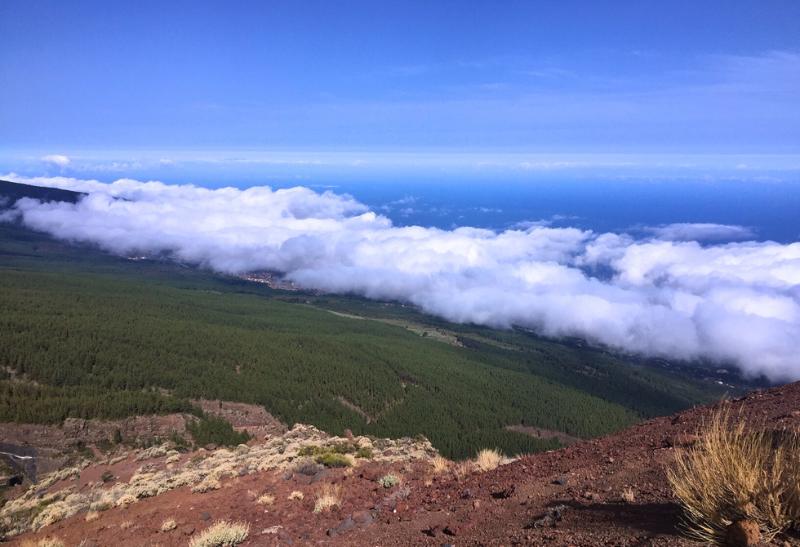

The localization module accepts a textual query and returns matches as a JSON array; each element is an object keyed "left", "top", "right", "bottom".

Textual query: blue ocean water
[{"left": 323, "top": 180, "right": 800, "bottom": 243}]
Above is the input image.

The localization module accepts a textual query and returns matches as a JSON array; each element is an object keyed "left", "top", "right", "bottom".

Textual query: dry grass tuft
[
  {"left": 188, "top": 520, "right": 250, "bottom": 547},
  {"left": 431, "top": 456, "right": 451, "bottom": 474},
  {"left": 453, "top": 460, "right": 474, "bottom": 480},
  {"left": 115, "top": 494, "right": 137, "bottom": 507},
  {"left": 288, "top": 490, "right": 304, "bottom": 501},
  {"left": 85, "top": 510, "right": 100, "bottom": 522},
  {"left": 667, "top": 406, "right": 800, "bottom": 544},
  {"left": 160, "top": 518, "right": 177, "bottom": 532},
  {"left": 621, "top": 487, "right": 635, "bottom": 503},
  {"left": 313, "top": 484, "right": 343, "bottom": 513},
  {"left": 475, "top": 448, "right": 504, "bottom": 472},
  {"left": 191, "top": 475, "right": 222, "bottom": 493},
  {"left": 120, "top": 520, "right": 134, "bottom": 530},
  {"left": 256, "top": 493, "right": 275, "bottom": 506}
]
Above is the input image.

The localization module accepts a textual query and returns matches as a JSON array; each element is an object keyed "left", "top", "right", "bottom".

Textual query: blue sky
[{"left": 1, "top": 0, "right": 799, "bottom": 181}]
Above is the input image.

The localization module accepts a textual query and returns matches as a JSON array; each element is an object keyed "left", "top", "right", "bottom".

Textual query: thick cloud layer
[{"left": 3, "top": 175, "right": 799, "bottom": 381}]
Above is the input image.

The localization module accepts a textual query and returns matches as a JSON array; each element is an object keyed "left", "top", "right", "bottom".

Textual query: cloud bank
[
  {"left": 644, "top": 223, "right": 756, "bottom": 242},
  {"left": 2, "top": 174, "right": 799, "bottom": 381}
]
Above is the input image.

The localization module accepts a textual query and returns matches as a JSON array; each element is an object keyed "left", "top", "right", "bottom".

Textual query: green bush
[
  {"left": 355, "top": 446, "right": 373, "bottom": 459},
  {"left": 314, "top": 453, "right": 351, "bottom": 468},
  {"left": 378, "top": 474, "right": 399, "bottom": 488},
  {"left": 297, "top": 445, "right": 324, "bottom": 457},
  {"left": 169, "top": 430, "right": 191, "bottom": 451},
  {"left": 186, "top": 415, "right": 250, "bottom": 447}
]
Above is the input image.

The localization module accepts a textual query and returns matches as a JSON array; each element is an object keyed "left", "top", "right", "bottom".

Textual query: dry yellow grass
[
  {"left": 188, "top": 520, "right": 250, "bottom": 547},
  {"left": 453, "top": 460, "right": 474, "bottom": 480},
  {"left": 313, "top": 484, "right": 343, "bottom": 513},
  {"left": 160, "top": 518, "right": 177, "bottom": 532},
  {"left": 256, "top": 493, "right": 275, "bottom": 506},
  {"left": 620, "top": 487, "right": 635, "bottom": 503},
  {"left": 475, "top": 448, "right": 503, "bottom": 472},
  {"left": 431, "top": 455, "right": 451, "bottom": 474},
  {"left": 120, "top": 520, "right": 134, "bottom": 530},
  {"left": 667, "top": 406, "right": 800, "bottom": 544},
  {"left": 288, "top": 490, "right": 304, "bottom": 501},
  {"left": 85, "top": 510, "right": 100, "bottom": 522}
]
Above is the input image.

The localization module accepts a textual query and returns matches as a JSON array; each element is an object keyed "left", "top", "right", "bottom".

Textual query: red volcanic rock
[{"left": 725, "top": 519, "right": 761, "bottom": 547}]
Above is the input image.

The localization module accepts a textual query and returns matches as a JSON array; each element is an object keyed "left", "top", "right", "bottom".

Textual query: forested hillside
[{"left": 0, "top": 181, "right": 732, "bottom": 458}]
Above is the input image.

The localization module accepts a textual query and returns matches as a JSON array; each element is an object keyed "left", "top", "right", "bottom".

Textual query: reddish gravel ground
[{"left": 8, "top": 382, "right": 800, "bottom": 546}]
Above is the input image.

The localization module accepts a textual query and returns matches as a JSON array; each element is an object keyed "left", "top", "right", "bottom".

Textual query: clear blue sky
[{"left": 1, "top": 0, "right": 799, "bottom": 180}]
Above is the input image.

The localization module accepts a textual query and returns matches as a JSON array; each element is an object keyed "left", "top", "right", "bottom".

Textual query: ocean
[{"left": 315, "top": 179, "right": 800, "bottom": 243}]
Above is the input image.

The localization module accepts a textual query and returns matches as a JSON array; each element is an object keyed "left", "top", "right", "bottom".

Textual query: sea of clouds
[{"left": 2, "top": 174, "right": 799, "bottom": 381}]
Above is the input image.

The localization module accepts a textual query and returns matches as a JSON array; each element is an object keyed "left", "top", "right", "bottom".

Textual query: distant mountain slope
[
  {"left": 0, "top": 179, "right": 83, "bottom": 205},
  {"left": 0, "top": 179, "right": 735, "bottom": 459}
]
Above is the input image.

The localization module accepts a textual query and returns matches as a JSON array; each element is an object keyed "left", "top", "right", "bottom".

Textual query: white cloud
[
  {"left": 40, "top": 154, "right": 71, "bottom": 168},
  {"left": 645, "top": 222, "right": 756, "bottom": 241},
  {"left": 3, "top": 174, "right": 800, "bottom": 381}
]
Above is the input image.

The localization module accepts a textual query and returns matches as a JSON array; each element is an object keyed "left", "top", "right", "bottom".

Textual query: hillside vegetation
[{"left": 0, "top": 181, "right": 729, "bottom": 458}]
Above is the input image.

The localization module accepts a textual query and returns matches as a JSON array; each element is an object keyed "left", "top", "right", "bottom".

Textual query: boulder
[{"left": 725, "top": 519, "right": 761, "bottom": 547}]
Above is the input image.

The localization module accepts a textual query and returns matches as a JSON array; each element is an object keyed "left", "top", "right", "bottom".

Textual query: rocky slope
[{"left": 3, "top": 382, "right": 800, "bottom": 546}]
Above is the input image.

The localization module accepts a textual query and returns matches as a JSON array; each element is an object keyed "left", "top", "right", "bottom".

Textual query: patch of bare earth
[
  {"left": 192, "top": 400, "right": 288, "bottom": 438},
  {"left": 504, "top": 424, "right": 582, "bottom": 446}
]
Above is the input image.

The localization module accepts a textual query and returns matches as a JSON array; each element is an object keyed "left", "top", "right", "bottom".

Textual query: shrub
[
  {"left": 667, "top": 406, "right": 800, "bottom": 544},
  {"left": 161, "top": 518, "right": 177, "bottom": 532},
  {"left": 475, "top": 448, "right": 503, "bottom": 472},
  {"left": 187, "top": 416, "right": 250, "bottom": 448},
  {"left": 431, "top": 456, "right": 450, "bottom": 474},
  {"left": 168, "top": 430, "right": 190, "bottom": 451},
  {"left": 313, "top": 484, "right": 342, "bottom": 513},
  {"left": 453, "top": 460, "right": 474, "bottom": 479},
  {"left": 620, "top": 487, "right": 635, "bottom": 503},
  {"left": 378, "top": 474, "right": 400, "bottom": 488},
  {"left": 100, "top": 470, "right": 115, "bottom": 483},
  {"left": 256, "top": 494, "right": 275, "bottom": 506},
  {"left": 189, "top": 520, "right": 249, "bottom": 547},
  {"left": 314, "top": 453, "right": 351, "bottom": 468},
  {"left": 288, "top": 490, "right": 304, "bottom": 501},
  {"left": 329, "top": 442, "right": 357, "bottom": 454},
  {"left": 299, "top": 442, "right": 357, "bottom": 457},
  {"left": 355, "top": 446, "right": 373, "bottom": 459},
  {"left": 297, "top": 445, "right": 322, "bottom": 457},
  {"left": 191, "top": 475, "right": 221, "bottom": 493},
  {"left": 89, "top": 500, "right": 112, "bottom": 512}
]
